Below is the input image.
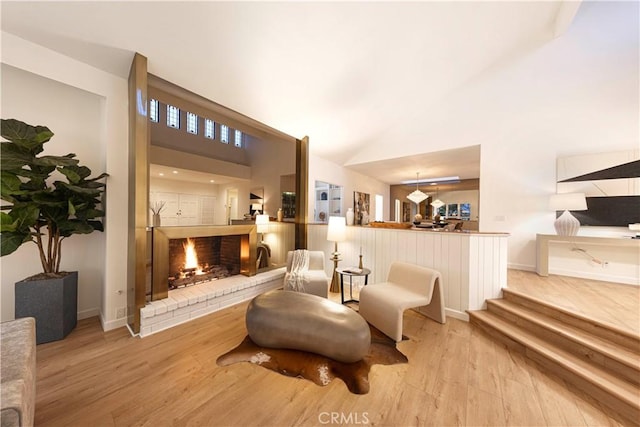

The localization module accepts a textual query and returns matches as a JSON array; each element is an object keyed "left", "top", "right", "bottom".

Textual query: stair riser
[
  {"left": 503, "top": 290, "right": 639, "bottom": 352},
  {"left": 469, "top": 317, "right": 640, "bottom": 425},
  {"left": 487, "top": 302, "right": 640, "bottom": 386}
]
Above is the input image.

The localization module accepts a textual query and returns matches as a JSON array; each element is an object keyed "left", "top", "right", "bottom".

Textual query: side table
[{"left": 335, "top": 267, "right": 371, "bottom": 304}]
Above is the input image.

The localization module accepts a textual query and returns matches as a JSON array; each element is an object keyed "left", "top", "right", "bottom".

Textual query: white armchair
[
  {"left": 359, "top": 261, "right": 445, "bottom": 342},
  {"left": 284, "top": 251, "right": 329, "bottom": 298}
]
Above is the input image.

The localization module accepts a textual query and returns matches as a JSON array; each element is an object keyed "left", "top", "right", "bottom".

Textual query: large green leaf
[
  {"left": 31, "top": 191, "right": 66, "bottom": 206},
  {"left": 0, "top": 230, "right": 30, "bottom": 256},
  {"left": 34, "top": 155, "right": 78, "bottom": 168},
  {"left": 0, "top": 172, "right": 27, "bottom": 202},
  {"left": 0, "top": 143, "right": 33, "bottom": 170},
  {"left": 58, "top": 220, "right": 94, "bottom": 236},
  {"left": 1, "top": 119, "right": 53, "bottom": 153},
  {"left": 9, "top": 204, "right": 40, "bottom": 229},
  {"left": 0, "top": 212, "right": 17, "bottom": 232},
  {"left": 56, "top": 181, "right": 101, "bottom": 196}
]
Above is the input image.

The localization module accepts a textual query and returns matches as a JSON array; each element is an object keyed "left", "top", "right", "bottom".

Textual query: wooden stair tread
[
  {"left": 469, "top": 310, "right": 640, "bottom": 407},
  {"left": 488, "top": 298, "right": 640, "bottom": 370},
  {"left": 502, "top": 288, "right": 640, "bottom": 348}
]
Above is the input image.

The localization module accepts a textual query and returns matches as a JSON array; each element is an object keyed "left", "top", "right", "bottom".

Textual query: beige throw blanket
[{"left": 284, "top": 249, "right": 310, "bottom": 293}]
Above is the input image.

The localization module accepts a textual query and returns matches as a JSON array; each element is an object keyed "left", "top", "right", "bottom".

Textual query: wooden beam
[
  {"left": 295, "top": 136, "right": 309, "bottom": 249},
  {"left": 128, "top": 52, "right": 150, "bottom": 333}
]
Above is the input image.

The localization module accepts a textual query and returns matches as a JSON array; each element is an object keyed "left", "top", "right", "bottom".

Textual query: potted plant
[{"left": 0, "top": 119, "right": 108, "bottom": 344}]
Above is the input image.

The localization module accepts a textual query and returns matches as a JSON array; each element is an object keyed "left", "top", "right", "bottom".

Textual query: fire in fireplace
[{"left": 168, "top": 236, "right": 242, "bottom": 289}]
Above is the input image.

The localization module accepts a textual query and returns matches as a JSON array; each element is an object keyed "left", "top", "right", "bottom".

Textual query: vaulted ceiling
[{"left": 1, "top": 1, "right": 584, "bottom": 183}]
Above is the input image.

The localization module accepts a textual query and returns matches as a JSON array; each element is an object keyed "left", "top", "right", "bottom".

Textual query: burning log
[{"left": 169, "top": 265, "right": 231, "bottom": 289}]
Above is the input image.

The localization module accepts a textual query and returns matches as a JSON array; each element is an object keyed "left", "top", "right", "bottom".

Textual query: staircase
[{"left": 468, "top": 288, "right": 640, "bottom": 424}]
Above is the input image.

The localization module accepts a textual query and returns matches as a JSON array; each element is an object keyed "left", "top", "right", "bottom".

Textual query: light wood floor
[
  {"left": 506, "top": 270, "right": 639, "bottom": 335},
  {"left": 34, "top": 271, "right": 636, "bottom": 426}
]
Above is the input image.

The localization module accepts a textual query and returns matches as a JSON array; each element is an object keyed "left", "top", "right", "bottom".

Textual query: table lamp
[
  {"left": 255, "top": 214, "right": 269, "bottom": 242},
  {"left": 549, "top": 193, "right": 587, "bottom": 236},
  {"left": 327, "top": 216, "right": 346, "bottom": 293}
]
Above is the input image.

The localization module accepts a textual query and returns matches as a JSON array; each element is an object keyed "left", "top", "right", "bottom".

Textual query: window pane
[
  {"left": 167, "top": 105, "right": 180, "bottom": 129},
  {"left": 234, "top": 130, "right": 243, "bottom": 147},
  {"left": 204, "top": 119, "right": 215, "bottom": 139},
  {"left": 221, "top": 125, "right": 229, "bottom": 143},
  {"left": 149, "top": 99, "right": 159, "bottom": 122},
  {"left": 186, "top": 112, "right": 198, "bottom": 134}
]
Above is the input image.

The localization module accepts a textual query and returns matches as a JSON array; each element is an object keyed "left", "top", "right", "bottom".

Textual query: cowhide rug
[{"left": 216, "top": 325, "right": 407, "bottom": 394}]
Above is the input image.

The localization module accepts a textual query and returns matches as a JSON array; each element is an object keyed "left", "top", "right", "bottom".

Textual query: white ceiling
[{"left": 0, "top": 1, "right": 579, "bottom": 184}]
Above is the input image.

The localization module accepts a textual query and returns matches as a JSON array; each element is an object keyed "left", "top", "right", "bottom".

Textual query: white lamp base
[{"left": 554, "top": 210, "right": 580, "bottom": 236}]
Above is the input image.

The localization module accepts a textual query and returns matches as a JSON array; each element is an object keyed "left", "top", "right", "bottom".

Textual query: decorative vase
[
  {"left": 153, "top": 213, "right": 161, "bottom": 227},
  {"left": 277, "top": 208, "right": 283, "bottom": 222},
  {"left": 15, "top": 271, "right": 78, "bottom": 344},
  {"left": 346, "top": 208, "right": 354, "bottom": 226}
]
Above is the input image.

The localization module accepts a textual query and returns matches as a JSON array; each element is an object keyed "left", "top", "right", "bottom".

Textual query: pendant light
[
  {"left": 430, "top": 185, "right": 444, "bottom": 209},
  {"left": 407, "top": 172, "right": 428, "bottom": 205}
]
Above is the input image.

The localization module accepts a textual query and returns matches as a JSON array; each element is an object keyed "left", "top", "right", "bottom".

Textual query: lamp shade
[
  {"left": 430, "top": 199, "right": 444, "bottom": 209},
  {"left": 255, "top": 214, "right": 269, "bottom": 233},
  {"left": 549, "top": 193, "right": 587, "bottom": 211},
  {"left": 406, "top": 172, "right": 428, "bottom": 205},
  {"left": 407, "top": 190, "right": 428, "bottom": 205},
  {"left": 251, "top": 203, "right": 263, "bottom": 211},
  {"left": 326, "top": 216, "right": 346, "bottom": 242}
]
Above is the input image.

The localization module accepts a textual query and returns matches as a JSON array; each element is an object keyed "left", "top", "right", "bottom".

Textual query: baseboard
[
  {"left": 445, "top": 308, "right": 469, "bottom": 322},
  {"left": 100, "top": 314, "right": 129, "bottom": 331},
  {"left": 78, "top": 307, "right": 100, "bottom": 320},
  {"left": 508, "top": 263, "right": 535, "bottom": 272},
  {"left": 549, "top": 268, "right": 639, "bottom": 286}
]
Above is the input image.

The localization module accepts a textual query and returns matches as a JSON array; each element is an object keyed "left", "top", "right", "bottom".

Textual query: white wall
[
  {"left": 309, "top": 154, "right": 389, "bottom": 224},
  {"left": 1, "top": 33, "right": 129, "bottom": 329},
  {"left": 341, "top": 2, "right": 639, "bottom": 275}
]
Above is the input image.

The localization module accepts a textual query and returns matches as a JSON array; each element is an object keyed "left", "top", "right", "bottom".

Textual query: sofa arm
[{"left": 1, "top": 318, "right": 36, "bottom": 427}]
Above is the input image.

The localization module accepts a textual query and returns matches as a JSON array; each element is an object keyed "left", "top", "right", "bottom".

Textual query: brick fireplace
[{"left": 151, "top": 225, "right": 257, "bottom": 301}]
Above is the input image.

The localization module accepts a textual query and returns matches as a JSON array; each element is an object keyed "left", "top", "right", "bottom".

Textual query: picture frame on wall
[
  {"left": 354, "top": 191, "right": 371, "bottom": 225},
  {"left": 447, "top": 203, "right": 459, "bottom": 218},
  {"left": 460, "top": 203, "right": 471, "bottom": 220}
]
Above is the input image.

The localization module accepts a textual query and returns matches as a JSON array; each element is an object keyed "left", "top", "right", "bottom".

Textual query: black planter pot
[{"left": 15, "top": 271, "right": 78, "bottom": 344}]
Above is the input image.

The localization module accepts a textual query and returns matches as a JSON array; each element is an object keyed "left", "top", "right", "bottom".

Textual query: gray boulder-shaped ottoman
[{"left": 246, "top": 290, "right": 370, "bottom": 363}]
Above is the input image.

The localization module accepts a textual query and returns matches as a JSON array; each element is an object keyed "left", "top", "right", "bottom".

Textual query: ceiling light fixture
[
  {"left": 400, "top": 175, "right": 460, "bottom": 185},
  {"left": 430, "top": 186, "right": 444, "bottom": 209},
  {"left": 407, "top": 172, "right": 428, "bottom": 205}
]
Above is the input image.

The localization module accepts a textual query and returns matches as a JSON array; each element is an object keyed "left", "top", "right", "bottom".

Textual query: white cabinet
[
  {"left": 150, "top": 192, "right": 212, "bottom": 226},
  {"left": 315, "top": 181, "right": 342, "bottom": 223}
]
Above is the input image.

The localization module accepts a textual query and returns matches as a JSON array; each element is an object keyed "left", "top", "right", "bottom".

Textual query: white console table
[{"left": 536, "top": 233, "right": 640, "bottom": 277}]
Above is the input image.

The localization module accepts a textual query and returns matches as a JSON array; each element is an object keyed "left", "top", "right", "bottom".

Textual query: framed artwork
[
  {"left": 460, "top": 203, "right": 471, "bottom": 220},
  {"left": 556, "top": 150, "right": 640, "bottom": 226},
  {"left": 447, "top": 203, "right": 459, "bottom": 218},
  {"left": 354, "top": 191, "right": 370, "bottom": 225}
]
